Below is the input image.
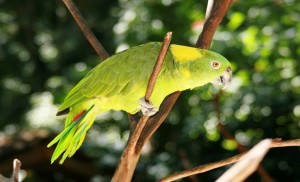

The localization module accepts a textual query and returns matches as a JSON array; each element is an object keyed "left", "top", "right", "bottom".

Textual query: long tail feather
[{"left": 48, "top": 105, "right": 96, "bottom": 164}]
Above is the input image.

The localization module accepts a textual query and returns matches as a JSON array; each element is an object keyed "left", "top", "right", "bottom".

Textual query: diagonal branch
[
  {"left": 158, "top": 138, "right": 300, "bottom": 182},
  {"left": 62, "top": 0, "right": 109, "bottom": 60},
  {"left": 111, "top": 32, "right": 173, "bottom": 182},
  {"left": 145, "top": 32, "right": 173, "bottom": 101}
]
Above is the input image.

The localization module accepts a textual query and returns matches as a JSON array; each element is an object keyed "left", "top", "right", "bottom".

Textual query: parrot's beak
[{"left": 211, "top": 67, "right": 232, "bottom": 89}]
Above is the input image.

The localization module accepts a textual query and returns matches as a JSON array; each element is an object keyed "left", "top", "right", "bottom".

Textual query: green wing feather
[{"left": 48, "top": 105, "right": 95, "bottom": 164}]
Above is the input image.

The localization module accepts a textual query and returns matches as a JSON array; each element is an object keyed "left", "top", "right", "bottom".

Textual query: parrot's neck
[
  {"left": 152, "top": 62, "right": 204, "bottom": 99},
  {"left": 172, "top": 64, "right": 207, "bottom": 92},
  {"left": 168, "top": 59, "right": 203, "bottom": 92},
  {"left": 169, "top": 45, "right": 209, "bottom": 91}
]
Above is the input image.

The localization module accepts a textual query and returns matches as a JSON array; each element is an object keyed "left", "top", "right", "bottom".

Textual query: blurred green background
[{"left": 0, "top": 0, "right": 299, "bottom": 181}]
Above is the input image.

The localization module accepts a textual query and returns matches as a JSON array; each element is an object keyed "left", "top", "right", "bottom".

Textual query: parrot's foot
[{"left": 139, "top": 98, "right": 158, "bottom": 116}]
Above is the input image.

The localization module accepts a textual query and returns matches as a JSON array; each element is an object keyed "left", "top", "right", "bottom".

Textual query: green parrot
[{"left": 48, "top": 42, "right": 232, "bottom": 164}]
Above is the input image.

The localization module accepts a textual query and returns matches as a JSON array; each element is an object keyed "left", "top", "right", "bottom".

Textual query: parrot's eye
[{"left": 211, "top": 61, "right": 221, "bottom": 69}]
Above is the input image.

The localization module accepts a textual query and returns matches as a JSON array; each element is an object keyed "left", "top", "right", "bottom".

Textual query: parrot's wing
[
  {"left": 57, "top": 68, "right": 97, "bottom": 112},
  {"left": 81, "top": 47, "right": 160, "bottom": 97},
  {"left": 58, "top": 43, "right": 162, "bottom": 112}
]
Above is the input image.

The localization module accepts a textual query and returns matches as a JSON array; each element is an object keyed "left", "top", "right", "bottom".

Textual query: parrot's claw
[{"left": 139, "top": 98, "right": 158, "bottom": 116}]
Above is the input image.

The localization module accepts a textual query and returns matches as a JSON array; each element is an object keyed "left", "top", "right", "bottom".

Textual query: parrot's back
[{"left": 58, "top": 42, "right": 177, "bottom": 115}]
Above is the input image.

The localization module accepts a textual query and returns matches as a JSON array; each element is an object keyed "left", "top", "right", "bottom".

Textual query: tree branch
[
  {"left": 145, "top": 32, "right": 173, "bottom": 101},
  {"left": 196, "top": 0, "right": 233, "bottom": 49},
  {"left": 111, "top": 32, "right": 173, "bottom": 182},
  {"left": 158, "top": 138, "right": 300, "bottom": 182},
  {"left": 62, "top": 0, "right": 109, "bottom": 60}
]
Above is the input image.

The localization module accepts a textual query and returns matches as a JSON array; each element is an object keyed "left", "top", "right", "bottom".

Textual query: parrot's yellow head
[{"left": 170, "top": 44, "right": 232, "bottom": 89}]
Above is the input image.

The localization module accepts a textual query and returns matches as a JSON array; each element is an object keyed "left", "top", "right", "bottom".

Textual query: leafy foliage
[{"left": 0, "top": 0, "right": 299, "bottom": 181}]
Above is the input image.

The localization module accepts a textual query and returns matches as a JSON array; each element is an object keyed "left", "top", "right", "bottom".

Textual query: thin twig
[
  {"left": 126, "top": 32, "right": 172, "bottom": 134},
  {"left": 130, "top": 32, "right": 172, "bottom": 150},
  {"left": 158, "top": 138, "right": 300, "bottom": 182},
  {"left": 62, "top": 0, "right": 109, "bottom": 60},
  {"left": 112, "top": 32, "right": 173, "bottom": 182},
  {"left": 271, "top": 138, "right": 300, "bottom": 147},
  {"left": 134, "top": 32, "right": 173, "bottom": 151},
  {"left": 145, "top": 32, "right": 173, "bottom": 101}
]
